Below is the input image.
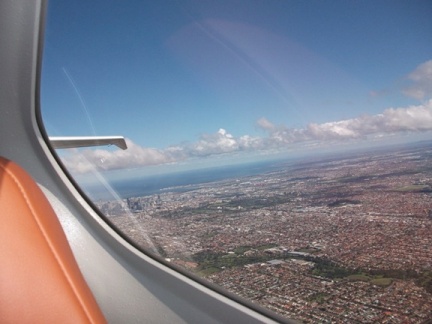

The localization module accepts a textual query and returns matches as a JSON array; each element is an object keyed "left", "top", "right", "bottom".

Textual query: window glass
[{"left": 41, "top": 1, "right": 432, "bottom": 322}]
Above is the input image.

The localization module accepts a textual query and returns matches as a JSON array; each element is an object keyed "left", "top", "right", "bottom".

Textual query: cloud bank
[
  {"left": 62, "top": 99, "right": 432, "bottom": 174},
  {"left": 62, "top": 139, "right": 182, "bottom": 173},
  {"left": 259, "top": 100, "right": 432, "bottom": 144},
  {"left": 62, "top": 60, "right": 432, "bottom": 174}
]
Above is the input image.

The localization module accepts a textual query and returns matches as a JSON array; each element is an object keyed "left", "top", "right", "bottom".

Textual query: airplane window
[{"left": 41, "top": 1, "right": 432, "bottom": 322}]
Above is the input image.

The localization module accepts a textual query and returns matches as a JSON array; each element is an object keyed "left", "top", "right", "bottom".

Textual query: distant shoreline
[{"left": 84, "top": 139, "right": 432, "bottom": 201}]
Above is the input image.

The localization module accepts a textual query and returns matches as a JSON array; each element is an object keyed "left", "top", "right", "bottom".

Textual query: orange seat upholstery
[{"left": 0, "top": 157, "right": 106, "bottom": 323}]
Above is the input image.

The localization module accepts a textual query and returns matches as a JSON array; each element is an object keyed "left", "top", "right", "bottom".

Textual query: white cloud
[
  {"left": 403, "top": 60, "right": 432, "bottom": 100},
  {"left": 62, "top": 138, "right": 179, "bottom": 173},
  {"left": 61, "top": 100, "right": 432, "bottom": 174},
  {"left": 256, "top": 117, "right": 276, "bottom": 131},
  {"left": 255, "top": 100, "right": 432, "bottom": 143},
  {"left": 189, "top": 128, "right": 239, "bottom": 155}
]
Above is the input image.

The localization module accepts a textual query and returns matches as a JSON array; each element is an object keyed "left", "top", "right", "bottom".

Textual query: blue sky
[{"left": 41, "top": 1, "right": 432, "bottom": 175}]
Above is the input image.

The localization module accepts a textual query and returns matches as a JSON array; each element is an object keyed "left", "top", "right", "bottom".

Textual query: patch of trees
[
  {"left": 368, "top": 268, "right": 418, "bottom": 280},
  {"left": 311, "top": 260, "right": 432, "bottom": 293},
  {"left": 368, "top": 269, "right": 432, "bottom": 293},
  {"left": 416, "top": 271, "right": 432, "bottom": 294},
  {"left": 337, "top": 175, "right": 371, "bottom": 183},
  {"left": 311, "top": 258, "right": 358, "bottom": 278}
]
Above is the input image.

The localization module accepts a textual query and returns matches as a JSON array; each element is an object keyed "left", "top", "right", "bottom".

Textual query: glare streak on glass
[{"left": 62, "top": 67, "right": 97, "bottom": 136}]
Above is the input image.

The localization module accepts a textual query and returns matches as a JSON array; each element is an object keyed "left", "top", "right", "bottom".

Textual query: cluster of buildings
[
  {"left": 96, "top": 144, "right": 432, "bottom": 322},
  {"left": 209, "top": 260, "right": 432, "bottom": 323}
]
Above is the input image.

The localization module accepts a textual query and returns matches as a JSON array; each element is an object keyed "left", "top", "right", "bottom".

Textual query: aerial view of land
[{"left": 97, "top": 141, "right": 432, "bottom": 323}]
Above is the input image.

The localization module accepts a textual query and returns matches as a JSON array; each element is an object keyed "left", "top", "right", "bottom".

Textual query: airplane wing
[{"left": 49, "top": 136, "right": 128, "bottom": 150}]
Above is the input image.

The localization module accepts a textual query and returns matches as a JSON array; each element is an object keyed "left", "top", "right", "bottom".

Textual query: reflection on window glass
[{"left": 41, "top": 1, "right": 432, "bottom": 322}]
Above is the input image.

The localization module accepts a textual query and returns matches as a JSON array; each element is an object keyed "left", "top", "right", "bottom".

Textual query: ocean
[{"left": 84, "top": 159, "right": 286, "bottom": 200}]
